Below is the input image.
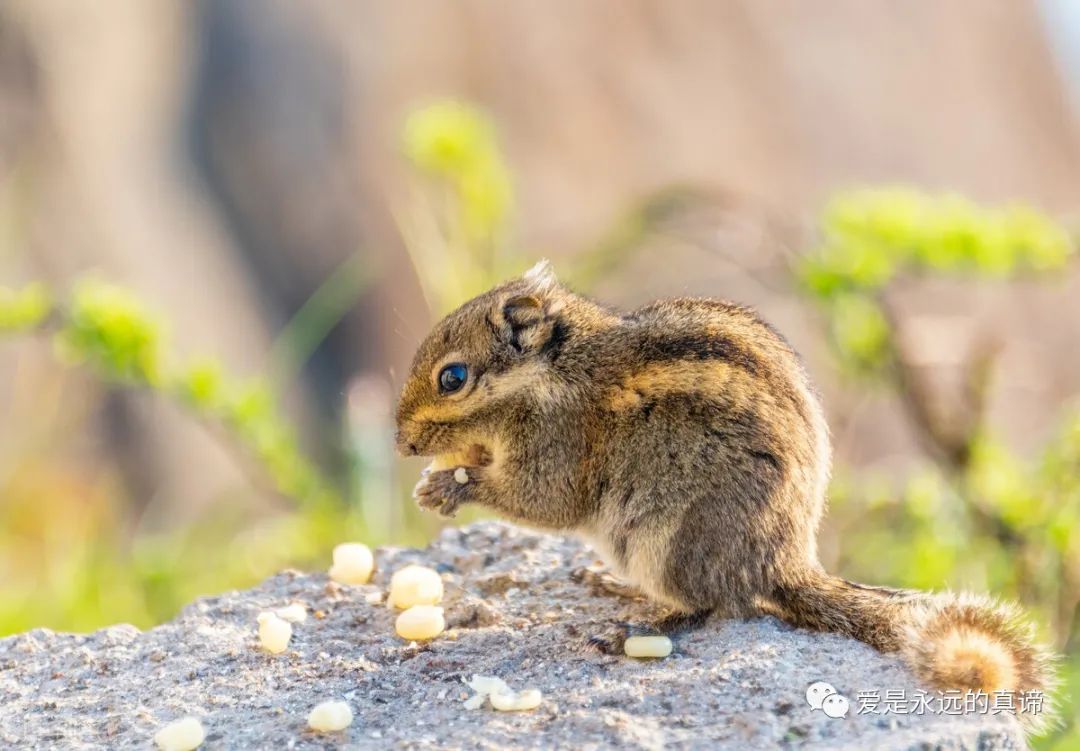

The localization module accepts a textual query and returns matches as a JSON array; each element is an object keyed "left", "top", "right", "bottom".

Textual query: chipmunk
[{"left": 395, "top": 261, "right": 1054, "bottom": 727}]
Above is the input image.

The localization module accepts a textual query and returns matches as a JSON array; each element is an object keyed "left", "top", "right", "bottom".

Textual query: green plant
[
  {"left": 799, "top": 189, "right": 1072, "bottom": 377},
  {"left": 3, "top": 99, "right": 1078, "bottom": 747},
  {"left": 0, "top": 278, "right": 357, "bottom": 633},
  {"left": 797, "top": 188, "right": 1078, "bottom": 747},
  {"left": 397, "top": 101, "right": 713, "bottom": 313},
  {"left": 399, "top": 100, "right": 517, "bottom": 314},
  {"left": 38, "top": 279, "right": 342, "bottom": 509}
]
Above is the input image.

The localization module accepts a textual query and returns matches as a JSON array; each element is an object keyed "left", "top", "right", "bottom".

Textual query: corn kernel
[
  {"left": 387, "top": 565, "right": 443, "bottom": 609},
  {"left": 624, "top": 635, "right": 673, "bottom": 658},
  {"left": 256, "top": 611, "right": 292, "bottom": 654},
  {"left": 275, "top": 603, "right": 307, "bottom": 623},
  {"left": 490, "top": 689, "right": 543, "bottom": 712},
  {"left": 429, "top": 450, "right": 471, "bottom": 472},
  {"left": 463, "top": 693, "right": 486, "bottom": 710},
  {"left": 453, "top": 467, "right": 469, "bottom": 484},
  {"left": 153, "top": 716, "right": 205, "bottom": 751},
  {"left": 395, "top": 605, "right": 445, "bottom": 640},
  {"left": 466, "top": 675, "right": 511, "bottom": 696},
  {"left": 328, "top": 543, "right": 374, "bottom": 585},
  {"left": 307, "top": 700, "right": 353, "bottom": 732}
]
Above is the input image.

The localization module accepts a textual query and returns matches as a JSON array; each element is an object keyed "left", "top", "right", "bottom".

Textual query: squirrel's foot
[
  {"left": 582, "top": 621, "right": 658, "bottom": 655},
  {"left": 583, "top": 621, "right": 634, "bottom": 655},
  {"left": 412, "top": 467, "right": 478, "bottom": 518}
]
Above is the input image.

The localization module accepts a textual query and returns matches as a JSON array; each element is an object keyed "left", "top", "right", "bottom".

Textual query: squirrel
[{"left": 395, "top": 260, "right": 1054, "bottom": 728}]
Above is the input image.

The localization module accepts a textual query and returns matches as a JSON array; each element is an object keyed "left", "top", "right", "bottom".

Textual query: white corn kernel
[
  {"left": 153, "top": 717, "right": 205, "bottom": 751},
  {"left": 466, "top": 675, "right": 511, "bottom": 696},
  {"left": 307, "top": 700, "right": 354, "bottom": 732},
  {"left": 395, "top": 605, "right": 445, "bottom": 640},
  {"left": 328, "top": 542, "right": 374, "bottom": 585},
  {"left": 275, "top": 603, "right": 307, "bottom": 623},
  {"left": 624, "top": 635, "right": 673, "bottom": 658},
  {"left": 490, "top": 689, "right": 543, "bottom": 712},
  {"left": 387, "top": 565, "right": 443, "bottom": 609},
  {"left": 453, "top": 467, "right": 469, "bottom": 484},
  {"left": 256, "top": 611, "right": 292, "bottom": 654},
  {"left": 463, "top": 693, "right": 486, "bottom": 710}
]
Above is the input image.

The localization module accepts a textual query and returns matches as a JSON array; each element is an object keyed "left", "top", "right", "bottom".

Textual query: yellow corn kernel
[
  {"left": 395, "top": 605, "right": 445, "bottom": 641},
  {"left": 490, "top": 689, "right": 543, "bottom": 712},
  {"left": 307, "top": 701, "right": 353, "bottom": 732},
  {"left": 153, "top": 717, "right": 206, "bottom": 751},
  {"left": 275, "top": 603, "right": 307, "bottom": 623},
  {"left": 429, "top": 450, "right": 472, "bottom": 472},
  {"left": 387, "top": 565, "right": 443, "bottom": 609},
  {"left": 624, "top": 635, "right": 673, "bottom": 658},
  {"left": 328, "top": 542, "right": 374, "bottom": 585},
  {"left": 256, "top": 612, "right": 292, "bottom": 654}
]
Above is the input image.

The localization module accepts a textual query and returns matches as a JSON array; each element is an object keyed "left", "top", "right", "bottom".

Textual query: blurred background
[{"left": 1, "top": 1, "right": 1079, "bottom": 745}]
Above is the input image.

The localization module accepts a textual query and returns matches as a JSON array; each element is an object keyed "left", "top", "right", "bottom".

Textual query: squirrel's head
[{"left": 395, "top": 260, "right": 570, "bottom": 457}]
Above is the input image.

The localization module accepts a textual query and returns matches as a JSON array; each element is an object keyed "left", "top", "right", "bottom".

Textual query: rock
[{"left": 0, "top": 523, "right": 1024, "bottom": 750}]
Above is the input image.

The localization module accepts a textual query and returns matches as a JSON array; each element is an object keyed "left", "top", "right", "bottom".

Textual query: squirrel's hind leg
[
  {"left": 652, "top": 608, "right": 712, "bottom": 634},
  {"left": 570, "top": 566, "right": 647, "bottom": 601}
]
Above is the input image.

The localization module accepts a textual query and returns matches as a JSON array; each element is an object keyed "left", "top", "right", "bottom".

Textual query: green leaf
[
  {"left": 54, "top": 280, "right": 162, "bottom": 385},
  {"left": 0, "top": 282, "right": 52, "bottom": 333}
]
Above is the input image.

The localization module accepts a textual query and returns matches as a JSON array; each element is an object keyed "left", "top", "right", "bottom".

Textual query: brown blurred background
[
  {"left": 4, "top": 1, "right": 1080, "bottom": 743},
  {"left": 3, "top": 0, "right": 1080, "bottom": 673},
  {"left": 5, "top": 1, "right": 1079, "bottom": 503}
]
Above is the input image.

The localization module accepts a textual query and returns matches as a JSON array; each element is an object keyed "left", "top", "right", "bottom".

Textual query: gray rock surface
[{"left": 0, "top": 523, "right": 1025, "bottom": 750}]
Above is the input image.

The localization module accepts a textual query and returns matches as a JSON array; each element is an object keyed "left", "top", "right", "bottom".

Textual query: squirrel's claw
[
  {"left": 583, "top": 623, "right": 632, "bottom": 655},
  {"left": 413, "top": 471, "right": 465, "bottom": 517}
]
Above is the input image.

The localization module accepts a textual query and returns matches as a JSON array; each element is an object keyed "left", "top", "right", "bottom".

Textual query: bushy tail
[{"left": 765, "top": 569, "right": 1056, "bottom": 730}]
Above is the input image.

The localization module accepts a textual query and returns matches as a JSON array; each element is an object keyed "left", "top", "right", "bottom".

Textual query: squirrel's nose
[{"left": 394, "top": 430, "right": 418, "bottom": 457}]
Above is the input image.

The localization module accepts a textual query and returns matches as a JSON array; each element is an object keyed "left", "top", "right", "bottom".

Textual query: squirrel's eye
[{"left": 438, "top": 363, "right": 468, "bottom": 394}]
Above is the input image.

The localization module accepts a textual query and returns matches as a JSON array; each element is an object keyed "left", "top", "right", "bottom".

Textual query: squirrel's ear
[
  {"left": 500, "top": 293, "right": 563, "bottom": 355},
  {"left": 521, "top": 259, "right": 558, "bottom": 294},
  {"left": 496, "top": 260, "right": 564, "bottom": 354}
]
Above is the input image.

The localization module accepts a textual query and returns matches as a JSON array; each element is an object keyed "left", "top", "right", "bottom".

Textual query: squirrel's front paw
[{"left": 412, "top": 468, "right": 472, "bottom": 518}]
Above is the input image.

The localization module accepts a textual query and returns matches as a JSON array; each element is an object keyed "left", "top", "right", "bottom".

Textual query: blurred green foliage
[
  {"left": 0, "top": 281, "right": 50, "bottom": 332},
  {"left": 800, "top": 188, "right": 1074, "bottom": 376},
  {"left": 0, "top": 104, "right": 1077, "bottom": 745},
  {"left": 55, "top": 280, "right": 342, "bottom": 511},
  {"left": 55, "top": 280, "right": 165, "bottom": 385},
  {"left": 403, "top": 100, "right": 513, "bottom": 251},
  {"left": 798, "top": 189, "right": 1078, "bottom": 747},
  {"left": 0, "top": 279, "right": 355, "bottom": 632},
  {"left": 398, "top": 99, "right": 675, "bottom": 313},
  {"left": 400, "top": 101, "right": 516, "bottom": 313}
]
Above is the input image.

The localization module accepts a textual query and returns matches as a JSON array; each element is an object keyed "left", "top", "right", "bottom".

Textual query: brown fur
[{"left": 396, "top": 261, "right": 1056, "bottom": 730}]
